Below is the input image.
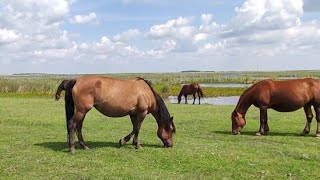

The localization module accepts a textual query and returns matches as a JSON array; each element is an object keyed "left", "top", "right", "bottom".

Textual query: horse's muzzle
[{"left": 164, "top": 143, "right": 173, "bottom": 148}]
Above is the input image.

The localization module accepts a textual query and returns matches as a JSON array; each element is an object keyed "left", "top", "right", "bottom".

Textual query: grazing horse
[
  {"left": 231, "top": 78, "right": 320, "bottom": 137},
  {"left": 55, "top": 76, "right": 175, "bottom": 153},
  {"left": 178, "top": 83, "right": 204, "bottom": 104}
]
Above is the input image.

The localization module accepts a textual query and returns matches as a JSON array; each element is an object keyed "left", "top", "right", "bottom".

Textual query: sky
[{"left": 0, "top": 0, "right": 320, "bottom": 74}]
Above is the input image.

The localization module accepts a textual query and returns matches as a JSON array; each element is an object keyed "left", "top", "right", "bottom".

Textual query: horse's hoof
[
  {"left": 232, "top": 131, "right": 240, "bottom": 135},
  {"left": 83, "top": 146, "right": 90, "bottom": 150},
  {"left": 255, "top": 132, "right": 262, "bottom": 136},
  {"left": 133, "top": 142, "right": 141, "bottom": 149},
  {"left": 315, "top": 133, "right": 320, "bottom": 138},
  {"left": 300, "top": 131, "right": 309, "bottom": 136},
  {"left": 69, "top": 148, "right": 76, "bottom": 154},
  {"left": 119, "top": 139, "right": 126, "bottom": 146}
]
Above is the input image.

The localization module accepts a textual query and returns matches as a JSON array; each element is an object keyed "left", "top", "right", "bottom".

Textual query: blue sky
[{"left": 0, "top": 0, "right": 320, "bottom": 74}]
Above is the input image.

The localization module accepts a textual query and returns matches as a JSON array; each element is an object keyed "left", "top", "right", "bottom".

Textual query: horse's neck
[
  {"left": 235, "top": 92, "right": 253, "bottom": 116},
  {"left": 151, "top": 110, "right": 165, "bottom": 127}
]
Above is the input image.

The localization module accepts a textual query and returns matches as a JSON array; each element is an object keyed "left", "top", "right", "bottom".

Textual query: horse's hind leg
[
  {"left": 76, "top": 116, "right": 89, "bottom": 150},
  {"left": 197, "top": 91, "right": 201, "bottom": 104},
  {"left": 300, "top": 104, "right": 313, "bottom": 136},
  {"left": 67, "top": 111, "right": 86, "bottom": 153}
]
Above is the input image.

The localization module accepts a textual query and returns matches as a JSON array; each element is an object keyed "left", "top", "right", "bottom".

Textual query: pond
[
  {"left": 168, "top": 96, "right": 240, "bottom": 105},
  {"left": 199, "top": 83, "right": 251, "bottom": 88}
]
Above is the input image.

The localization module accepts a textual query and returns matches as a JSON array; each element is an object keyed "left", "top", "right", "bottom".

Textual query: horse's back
[
  {"left": 72, "top": 76, "right": 156, "bottom": 116},
  {"left": 251, "top": 78, "right": 320, "bottom": 111}
]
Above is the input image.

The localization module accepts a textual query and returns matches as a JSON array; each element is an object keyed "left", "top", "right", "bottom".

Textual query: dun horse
[
  {"left": 55, "top": 76, "right": 175, "bottom": 153},
  {"left": 231, "top": 78, "right": 320, "bottom": 136},
  {"left": 178, "top": 83, "right": 204, "bottom": 104}
]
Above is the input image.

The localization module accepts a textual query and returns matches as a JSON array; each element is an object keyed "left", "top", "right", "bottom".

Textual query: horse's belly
[
  {"left": 94, "top": 103, "right": 131, "bottom": 117},
  {"left": 269, "top": 100, "right": 307, "bottom": 112},
  {"left": 271, "top": 105, "right": 301, "bottom": 112}
]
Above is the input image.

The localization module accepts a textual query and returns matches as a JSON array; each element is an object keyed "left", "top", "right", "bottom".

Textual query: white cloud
[
  {"left": 1, "top": 0, "right": 320, "bottom": 73},
  {"left": 193, "top": 33, "right": 208, "bottom": 42},
  {"left": 146, "top": 40, "right": 176, "bottom": 57},
  {"left": 0, "top": 28, "right": 21, "bottom": 44},
  {"left": 147, "top": 17, "right": 195, "bottom": 39},
  {"left": 113, "top": 29, "right": 141, "bottom": 42},
  {"left": 230, "top": 0, "right": 303, "bottom": 33},
  {"left": 71, "top": 12, "right": 98, "bottom": 24}
]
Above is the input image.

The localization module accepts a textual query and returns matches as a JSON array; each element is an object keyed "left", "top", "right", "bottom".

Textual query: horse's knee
[{"left": 307, "top": 114, "right": 313, "bottom": 122}]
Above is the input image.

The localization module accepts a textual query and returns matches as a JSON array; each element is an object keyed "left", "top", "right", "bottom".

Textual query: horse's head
[
  {"left": 157, "top": 116, "right": 175, "bottom": 147},
  {"left": 231, "top": 111, "right": 246, "bottom": 135}
]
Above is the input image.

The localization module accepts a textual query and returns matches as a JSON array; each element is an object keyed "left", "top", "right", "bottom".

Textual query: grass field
[{"left": 1, "top": 97, "right": 320, "bottom": 179}]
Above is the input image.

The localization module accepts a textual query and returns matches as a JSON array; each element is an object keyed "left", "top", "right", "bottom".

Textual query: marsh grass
[
  {"left": 1, "top": 70, "right": 319, "bottom": 98},
  {"left": 1, "top": 97, "right": 320, "bottom": 179}
]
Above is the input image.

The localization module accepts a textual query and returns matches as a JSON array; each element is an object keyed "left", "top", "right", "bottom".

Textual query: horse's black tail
[
  {"left": 198, "top": 87, "right": 204, "bottom": 98},
  {"left": 55, "top": 79, "right": 76, "bottom": 131},
  {"left": 55, "top": 80, "right": 69, "bottom": 101},
  {"left": 64, "top": 80, "right": 76, "bottom": 125}
]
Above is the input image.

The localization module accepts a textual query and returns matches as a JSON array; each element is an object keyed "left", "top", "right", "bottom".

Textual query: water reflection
[{"left": 168, "top": 96, "right": 240, "bottom": 105}]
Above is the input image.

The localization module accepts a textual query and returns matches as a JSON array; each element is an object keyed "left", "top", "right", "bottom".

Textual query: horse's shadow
[
  {"left": 213, "top": 130, "right": 307, "bottom": 137},
  {"left": 34, "top": 141, "right": 163, "bottom": 152}
]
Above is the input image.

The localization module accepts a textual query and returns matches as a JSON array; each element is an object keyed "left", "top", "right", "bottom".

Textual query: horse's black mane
[{"left": 136, "top": 77, "right": 172, "bottom": 131}]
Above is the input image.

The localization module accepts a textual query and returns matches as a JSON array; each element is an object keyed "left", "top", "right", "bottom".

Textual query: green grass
[{"left": 1, "top": 97, "right": 320, "bottom": 179}]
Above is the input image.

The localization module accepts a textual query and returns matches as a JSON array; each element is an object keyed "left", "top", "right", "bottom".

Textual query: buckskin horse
[
  {"left": 178, "top": 83, "right": 204, "bottom": 104},
  {"left": 55, "top": 76, "right": 175, "bottom": 153},
  {"left": 231, "top": 78, "right": 320, "bottom": 136}
]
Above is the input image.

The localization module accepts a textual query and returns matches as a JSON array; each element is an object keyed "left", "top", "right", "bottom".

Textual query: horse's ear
[{"left": 170, "top": 116, "right": 173, "bottom": 121}]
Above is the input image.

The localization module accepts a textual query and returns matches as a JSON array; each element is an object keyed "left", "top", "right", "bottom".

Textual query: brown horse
[
  {"left": 178, "top": 83, "right": 204, "bottom": 104},
  {"left": 55, "top": 76, "right": 175, "bottom": 153},
  {"left": 231, "top": 78, "right": 320, "bottom": 136}
]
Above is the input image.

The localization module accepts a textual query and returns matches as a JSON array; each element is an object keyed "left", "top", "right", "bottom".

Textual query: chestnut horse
[
  {"left": 231, "top": 78, "right": 320, "bottom": 136},
  {"left": 178, "top": 83, "right": 204, "bottom": 104},
  {"left": 55, "top": 76, "right": 175, "bottom": 153}
]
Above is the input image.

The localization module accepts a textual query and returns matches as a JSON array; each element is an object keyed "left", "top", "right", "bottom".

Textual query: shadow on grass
[
  {"left": 34, "top": 141, "right": 163, "bottom": 152},
  {"left": 213, "top": 130, "right": 309, "bottom": 137}
]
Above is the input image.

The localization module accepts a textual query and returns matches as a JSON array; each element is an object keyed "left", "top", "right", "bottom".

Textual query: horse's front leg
[
  {"left": 132, "top": 111, "right": 147, "bottom": 149},
  {"left": 192, "top": 94, "right": 196, "bottom": 105},
  {"left": 256, "top": 106, "right": 268, "bottom": 136},
  {"left": 119, "top": 115, "right": 136, "bottom": 146},
  {"left": 184, "top": 95, "right": 188, "bottom": 104},
  {"left": 314, "top": 106, "right": 320, "bottom": 137},
  {"left": 300, "top": 105, "right": 313, "bottom": 136}
]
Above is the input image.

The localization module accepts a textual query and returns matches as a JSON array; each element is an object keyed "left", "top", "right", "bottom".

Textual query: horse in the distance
[
  {"left": 231, "top": 78, "right": 320, "bottom": 137},
  {"left": 178, "top": 83, "right": 204, "bottom": 104},
  {"left": 55, "top": 76, "right": 175, "bottom": 153}
]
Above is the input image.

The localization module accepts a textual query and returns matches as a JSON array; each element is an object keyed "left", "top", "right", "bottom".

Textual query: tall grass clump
[{"left": 0, "top": 78, "right": 62, "bottom": 97}]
